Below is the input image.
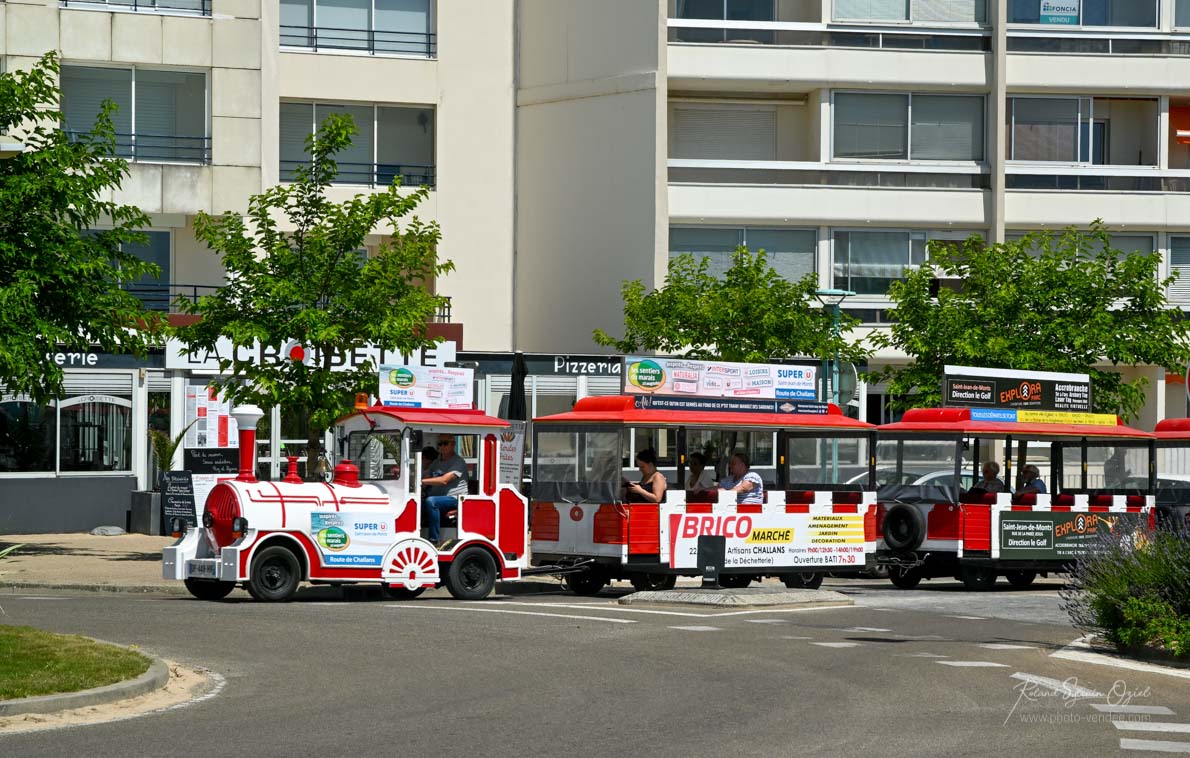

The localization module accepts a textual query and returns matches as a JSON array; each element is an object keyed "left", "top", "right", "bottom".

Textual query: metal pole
[{"left": 830, "top": 302, "right": 840, "bottom": 484}]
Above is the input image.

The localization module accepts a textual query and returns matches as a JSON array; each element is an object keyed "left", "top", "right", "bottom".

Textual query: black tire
[
  {"left": 566, "top": 570, "right": 608, "bottom": 596},
  {"left": 719, "top": 574, "right": 753, "bottom": 589},
  {"left": 782, "top": 572, "right": 824, "bottom": 590},
  {"left": 184, "top": 578, "right": 235, "bottom": 601},
  {"left": 383, "top": 585, "right": 427, "bottom": 600},
  {"left": 630, "top": 573, "right": 677, "bottom": 592},
  {"left": 864, "top": 565, "right": 891, "bottom": 580},
  {"left": 1005, "top": 570, "right": 1036, "bottom": 589},
  {"left": 883, "top": 504, "right": 927, "bottom": 553},
  {"left": 889, "top": 566, "right": 923, "bottom": 590},
  {"left": 247, "top": 545, "right": 302, "bottom": 602},
  {"left": 960, "top": 565, "right": 997, "bottom": 591},
  {"left": 445, "top": 547, "right": 498, "bottom": 601}
]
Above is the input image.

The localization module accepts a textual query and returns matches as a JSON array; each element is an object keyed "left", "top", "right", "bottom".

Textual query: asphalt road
[{"left": 2, "top": 578, "right": 1189, "bottom": 757}]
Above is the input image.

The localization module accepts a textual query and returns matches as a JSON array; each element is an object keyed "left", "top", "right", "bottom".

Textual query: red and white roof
[
  {"left": 534, "top": 395, "right": 875, "bottom": 430},
  {"left": 880, "top": 407, "right": 1151, "bottom": 440}
]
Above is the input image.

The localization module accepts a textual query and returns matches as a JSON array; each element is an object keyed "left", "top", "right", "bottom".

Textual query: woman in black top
[{"left": 626, "top": 448, "right": 667, "bottom": 504}]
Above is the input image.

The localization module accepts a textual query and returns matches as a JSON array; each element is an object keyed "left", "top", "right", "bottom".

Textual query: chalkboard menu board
[
  {"left": 161, "top": 471, "right": 197, "bottom": 529},
  {"left": 183, "top": 448, "right": 238, "bottom": 474}
]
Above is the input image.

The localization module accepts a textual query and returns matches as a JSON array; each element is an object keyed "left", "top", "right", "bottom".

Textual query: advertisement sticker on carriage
[
  {"left": 666, "top": 511, "right": 866, "bottom": 569},
  {"left": 310, "top": 512, "right": 393, "bottom": 567}
]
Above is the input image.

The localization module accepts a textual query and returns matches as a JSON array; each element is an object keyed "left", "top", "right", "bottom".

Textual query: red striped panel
[
  {"left": 627, "top": 504, "right": 660, "bottom": 554},
  {"left": 685, "top": 503, "right": 713, "bottom": 514},
  {"left": 785, "top": 504, "right": 810, "bottom": 514},
  {"left": 396, "top": 498, "right": 418, "bottom": 534},
  {"left": 593, "top": 504, "right": 627, "bottom": 544},
  {"left": 926, "top": 503, "right": 960, "bottom": 540},
  {"left": 461, "top": 498, "right": 497, "bottom": 540},
  {"left": 961, "top": 505, "right": 991, "bottom": 551},
  {"left": 530, "top": 502, "right": 559, "bottom": 541},
  {"left": 737, "top": 504, "right": 762, "bottom": 514},
  {"left": 832, "top": 504, "right": 859, "bottom": 514},
  {"left": 497, "top": 488, "right": 526, "bottom": 557}
]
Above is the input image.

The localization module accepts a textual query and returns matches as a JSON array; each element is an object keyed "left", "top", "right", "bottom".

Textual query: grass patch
[{"left": 0, "top": 625, "right": 150, "bottom": 700}]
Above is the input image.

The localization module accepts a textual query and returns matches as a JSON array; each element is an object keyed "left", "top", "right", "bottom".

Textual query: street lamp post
[{"left": 815, "top": 288, "right": 855, "bottom": 483}]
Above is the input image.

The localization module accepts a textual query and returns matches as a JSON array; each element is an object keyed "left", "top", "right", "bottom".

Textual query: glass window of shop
[
  {"left": 0, "top": 372, "right": 133, "bottom": 474},
  {"left": 669, "top": 227, "right": 816, "bottom": 281},
  {"left": 1008, "top": 0, "right": 1157, "bottom": 27},
  {"left": 835, "top": 0, "right": 986, "bottom": 23}
]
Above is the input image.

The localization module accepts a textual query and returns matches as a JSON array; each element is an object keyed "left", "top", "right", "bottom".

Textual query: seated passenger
[
  {"left": 720, "top": 452, "right": 764, "bottom": 505},
  {"left": 972, "top": 461, "right": 1005, "bottom": 494},
  {"left": 626, "top": 448, "right": 667, "bottom": 504},
  {"left": 1019, "top": 464, "right": 1047, "bottom": 495},
  {"left": 685, "top": 451, "right": 715, "bottom": 494}
]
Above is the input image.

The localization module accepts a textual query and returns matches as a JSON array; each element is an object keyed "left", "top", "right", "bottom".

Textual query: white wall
[{"left": 515, "top": 0, "right": 667, "bottom": 353}]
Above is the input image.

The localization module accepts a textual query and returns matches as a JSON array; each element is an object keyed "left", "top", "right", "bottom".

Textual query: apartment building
[{"left": 4, "top": 0, "right": 1190, "bottom": 529}]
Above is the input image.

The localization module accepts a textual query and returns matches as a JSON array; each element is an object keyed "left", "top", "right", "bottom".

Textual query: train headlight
[{"left": 231, "top": 517, "right": 249, "bottom": 540}]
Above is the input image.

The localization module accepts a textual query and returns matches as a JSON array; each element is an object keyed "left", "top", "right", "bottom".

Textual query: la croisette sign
[{"left": 164, "top": 338, "right": 456, "bottom": 372}]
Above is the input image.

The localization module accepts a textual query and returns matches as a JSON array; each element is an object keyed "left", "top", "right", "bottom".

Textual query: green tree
[
  {"left": 594, "top": 247, "right": 869, "bottom": 365},
  {"left": 870, "top": 224, "right": 1190, "bottom": 420},
  {"left": 0, "top": 53, "right": 161, "bottom": 403},
  {"left": 175, "top": 114, "right": 451, "bottom": 476}
]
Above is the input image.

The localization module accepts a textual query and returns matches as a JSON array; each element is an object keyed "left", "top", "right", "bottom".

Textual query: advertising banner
[
  {"left": 666, "top": 510, "right": 866, "bottom": 569},
  {"left": 624, "top": 356, "right": 817, "bottom": 400},
  {"left": 969, "top": 408, "right": 1117, "bottom": 426},
  {"left": 378, "top": 365, "right": 474, "bottom": 409},
  {"left": 310, "top": 512, "right": 393, "bottom": 567},
  {"left": 943, "top": 365, "right": 1092, "bottom": 412},
  {"left": 498, "top": 420, "right": 527, "bottom": 487},
  {"left": 998, "top": 510, "right": 1146, "bottom": 560},
  {"left": 1040, "top": 0, "right": 1079, "bottom": 25}
]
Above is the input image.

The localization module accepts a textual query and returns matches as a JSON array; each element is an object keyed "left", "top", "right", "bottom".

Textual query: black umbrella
[{"left": 507, "top": 350, "right": 528, "bottom": 421}]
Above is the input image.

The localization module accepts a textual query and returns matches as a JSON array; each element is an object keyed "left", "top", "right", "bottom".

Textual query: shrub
[{"left": 1061, "top": 525, "right": 1190, "bottom": 658}]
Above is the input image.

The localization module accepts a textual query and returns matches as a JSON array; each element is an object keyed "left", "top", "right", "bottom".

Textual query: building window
[
  {"left": 59, "top": 395, "right": 133, "bottom": 472},
  {"left": 829, "top": 230, "right": 981, "bottom": 295},
  {"left": 1170, "top": 238, "right": 1190, "bottom": 302},
  {"left": 281, "top": 0, "right": 436, "bottom": 57},
  {"left": 1007, "top": 232, "right": 1155, "bottom": 259},
  {"left": 835, "top": 0, "right": 986, "bottom": 23},
  {"left": 0, "top": 399, "right": 56, "bottom": 473},
  {"left": 834, "top": 92, "right": 984, "bottom": 161},
  {"left": 1008, "top": 0, "right": 1158, "bottom": 27},
  {"left": 59, "top": 0, "right": 211, "bottom": 15},
  {"left": 1179, "top": 0, "right": 1190, "bottom": 27},
  {"left": 671, "top": 104, "right": 778, "bottom": 161},
  {"left": 674, "top": 0, "right": 776, "bottom": 42},
  {"left": 123, "top": 232, "right": 172, "bottom": 311},
  {"left": 61, "top": 66, "right": 209, "bottom": 164},
  {"left": 669, "top": 226, "right": 817, "bottom": 281},
  {"left": 280, "top": 102, "right": 435, "bottom": 187},
  {"left": 1007, "top": 97, "right": 1158, "bottom": 165}
]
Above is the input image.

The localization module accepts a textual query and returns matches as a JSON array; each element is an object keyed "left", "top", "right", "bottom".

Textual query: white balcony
[{"left": 1006, "top": 30, "right": 1190, "bottom": 94}]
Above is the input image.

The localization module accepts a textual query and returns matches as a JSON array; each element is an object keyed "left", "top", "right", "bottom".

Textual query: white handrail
[
  {"left": 669, "top": 158, "right": 987, "bottom": 175},
  {"left": 666, "top": 18, "right": 990, "bottom": 37}
]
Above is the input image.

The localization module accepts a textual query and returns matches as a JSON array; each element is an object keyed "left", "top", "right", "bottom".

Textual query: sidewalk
[{"left": 0, "top": 534, "right": 183, "bottom": 595}]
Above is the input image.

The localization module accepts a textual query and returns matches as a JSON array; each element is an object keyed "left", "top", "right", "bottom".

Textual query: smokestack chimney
[{"left": 230, "top": 404, "right": 265, "bottom": 483}]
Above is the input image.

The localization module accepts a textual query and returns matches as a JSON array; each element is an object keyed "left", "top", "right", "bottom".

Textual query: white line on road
[
  {"left": 1093, "top": 704, "right": 1177, "bottom": 716},
  {"left": 781, "top": 636, "right": 814, "bottom": 640},
  {"left": 1009, "top": 672, "right": 1102, "bottom": 698},
  {"left": 668, "top": 626, "right": 721, "bottom": 632},
  {"left": 1114, "top": 722, "right": 1190, "bottom": 734},
  {"left": 899, "top": 652, "right": 948, "bottom": 658},
  {"left": 812, "top": 642, "right": 863, "bottom": 648},
  {"left": 937, "top": 661, "right": 1010, "bottom": 668},
  {"left": 841, "top": 627, "right": 892, "bottom": 633},
  {"left": 980, "top": 643, "right": 1037, "bottom": 650},
  {"left": 14, "top": 596, "right": 75, "bottom": 601},
  {"left": 1053, "top": 637, "right": 1190, "bottom": 681},
  {"left": 1120, "top": 738, "right": 1190, "bottom": 753},
  {"left": 946, "top": 615, "right": 989, "bottom": 620},
  {"left": 387, "top": 605, "right": 637, "bottom": 624},
  {"left": 481, "top": 601, "right": 855, "bottom": 618},
  {"left": 747, "top": 619, "right": 793, "bottom": 624}
]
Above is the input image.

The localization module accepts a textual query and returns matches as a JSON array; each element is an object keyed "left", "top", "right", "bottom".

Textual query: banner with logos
[
  {"left": 1040, "top": 0, "right": 1079, "bottom": 25},
  {"left": 378, "top": 365, "right": 474, "bottom": 409},
  {"left": 622, "top": 356, "right": 822, "bottom": 414},
  {"left": 943, "top": 365, "right": 1092, "bottom": 412}
]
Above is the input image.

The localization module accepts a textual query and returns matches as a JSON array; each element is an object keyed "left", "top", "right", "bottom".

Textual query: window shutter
[
  {"left": 835, "top": 0, "right": 909, "bottom": 21},
  {"left": 63, "top": 371, "right": 134, "bottom": 396},
  {"left": 279, "top": 102, "right": 314, "bottom": 178},
  {"left": 833, "top": 93, "right": 909, "bottom": 160},
  {"left": 1169, "top": 238, "right": 1190, "bottom": 302},
  {"left": 60, "top": 67, "right": 132, "bottom": 136},
  {"left": 910, "top": 0, "right": 985, "bottom": 22},
  {"left": 586, "top": 377, "right": 623, "bottom": 395},
  {"left": 672, "top": 106, "right": 777, "bottom": 161},
  {"left": 911, "top": 95, "right": 984, "bottom": 161}
]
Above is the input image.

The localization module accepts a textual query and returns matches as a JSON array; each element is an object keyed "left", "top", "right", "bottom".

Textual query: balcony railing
[
  {"left": 669, "top": 159, "right": 990, "bottom": 190},
  {"left": 667, "top": 19, "right": 990, "bottom": 52},
  {"left": 124, "top": 283, "right": 220, "bottom": 312},
  {"left": 280, "top": 160, "right": 435, "bottom": 188},
  {"left": 1008, "top": 31, "right": 1190, "bottom": 56},
  {"left": 66, "top": 131, "right": 211, "bottom": 164},
  {"left": 431, "top": 297, "right": 451, "bottom": 323},
  {"left": 1006, "top": 166, "right": 1190, "bottom": 192},
  {"left": 60, "top": 0, "right": 211, "bottom": 14},
  {"left": 280, "top": 25, "right": 437, "bottom": 58}
]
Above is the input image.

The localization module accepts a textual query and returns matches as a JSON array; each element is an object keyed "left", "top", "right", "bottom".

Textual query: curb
[
  {"left": 1050, "top": 635, "right": 1190, "bottom": 680},
  {"left": 0, "top": 653, "right": 169, "bottom": 717},
  {"left": 0, "top": 582, "right": 188, "bottom": 597}
]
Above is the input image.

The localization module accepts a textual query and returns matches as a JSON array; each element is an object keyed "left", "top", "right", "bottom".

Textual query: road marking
[
  {"left": 841, "top": 626, "right": 892, "bottom": 633},
  {"left": 1120, "top": 738, "right": 1190, "bottom": 753},
  {"left": 482, "top": 601, "right": 854, "bottom": 618},
  {"left": 14, "top": 596, "right": 75, "bottom": 601},
  {"left": 899, "top": 652, "right": 948, "bottom": 658},
  {"left": 669, "top": 626, "right": 721, "bottom": 632},
  {"left": 1010, "top": 672, "right": 1102, "bottom": 698},
  {"left": 980, "top": 643, "right": 1038, "bottom": 650},
  {"left": 160, "top": 668, "right": 227, "bottom": 712},
  {"left": 812, "top": 642, "right": 862, "bottom": 648},
  {"left": 748, "top": 619, "right": 793, "bottom": 624},
  {"left": 1114, "top": 722, "right": 1190, "bottom": 734},
  {"left": 781, "top": 635, "right": 814, "bottom": 640},
  {"left": 936, "top": 661, "right": 1009, "bottom": 668},
  {"left": 388, "top": 605, "right": 636, "bottom": 624},
  {"left": 1054, "top": 637, "right": 1190, "bottom": 681},
  {"left": 946, "top": 615, "right": 988, "bottom": 620},
  {"left": 1093, "top": 704, "right": 1177, "bottom": 716}
]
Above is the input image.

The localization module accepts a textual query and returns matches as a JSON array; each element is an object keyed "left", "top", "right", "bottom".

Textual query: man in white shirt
[{"left": 718, "top": 452, "right": 764, "bottom": 505}]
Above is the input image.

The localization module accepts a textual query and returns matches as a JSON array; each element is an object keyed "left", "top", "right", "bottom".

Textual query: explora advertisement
[
  {"left": 665, "top": 511, "right": 866, "bottom": 569},
  {"left": 310, "top": 512, "right": 391, "bottom": 567},
  {"left": 623, "top": 356, "right": 818, "bottom": 401},
  {"left": 998, "top": 510, "right": 1147, "bottom": 560}
]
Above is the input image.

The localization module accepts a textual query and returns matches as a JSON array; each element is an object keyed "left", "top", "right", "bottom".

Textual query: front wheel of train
[
  {"left": 566, "top": 570, "right": 608, "bottom": 596},
  {"left": 445, "top": 547, "right": 498, "bottom": 600},
  {"left": 248, "top": 545, "right": 301, "bottom": 602},
  {"left": 889, "top": 566, "right": 923, "bottom": 590},
  {"left": 184, "top": 578, "right": 235, "bottom": 601},
  {"left": 629, "top": 573, "right": 677, "bottom": 592}
]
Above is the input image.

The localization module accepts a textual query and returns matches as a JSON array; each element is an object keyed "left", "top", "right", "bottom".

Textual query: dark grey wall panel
[{"left": 0, "top": 477, "right": 136, "bottom": 534}]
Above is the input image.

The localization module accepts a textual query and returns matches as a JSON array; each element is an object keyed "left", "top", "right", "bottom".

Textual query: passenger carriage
[{"left": 1152, "top": 418, "right": 1190, "bottom": 533}]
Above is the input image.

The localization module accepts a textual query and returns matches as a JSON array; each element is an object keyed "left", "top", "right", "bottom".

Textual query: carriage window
[
  {"left": 534, "top": 428, "right": 624, "bottom": 503},
  {"left": 787, "top": 434, "right": 869, "bottom": 487},
  {"left": 349, "top": 431, "right": 402, "bottom": 481}
]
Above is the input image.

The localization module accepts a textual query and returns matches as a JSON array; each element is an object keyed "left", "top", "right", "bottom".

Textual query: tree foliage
[
  {"left": 0, "top": 53, "right": 161, "bottom": 403},
  {"left": 870, "top": 224, "right": 1190, "bottom": 420},
  {"left": 594, "top": 247, "right": 869, "bottom": 365},
  {"left": 175, "top": 114, "right": 451, "bottom": 474}
]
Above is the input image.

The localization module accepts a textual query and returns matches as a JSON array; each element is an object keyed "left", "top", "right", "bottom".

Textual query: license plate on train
[{"left": 188, "top": 560, "right": 218, "bottom": 578}]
